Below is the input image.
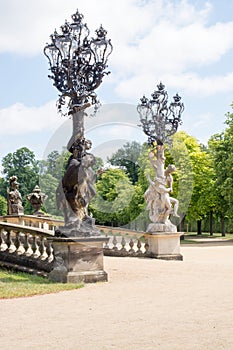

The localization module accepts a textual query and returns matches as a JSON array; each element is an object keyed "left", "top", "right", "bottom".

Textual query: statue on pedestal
[
  {"left": 137, "top": 82, "right": 184, "bottom": 233},
  {"left": 7, "top": 176, "right": 24, "bottom": 215},
  {"left": 26, "top": 185, "right": 48, "bottom": 216},
  {"left": 145, "top": 146, "right": 179, "bottom": 232}
]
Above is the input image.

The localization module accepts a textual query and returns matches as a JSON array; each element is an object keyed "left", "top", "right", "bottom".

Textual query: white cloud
[
  {"left": 167, "top": 72, "right": 233, "bottom": 96},
  {"left": 0, "top": 101, "right": 64, "bottom": 135},
  {"left": 1, "top": 0, "right": 233, "bottom": 100},
  {"left": 180, "top": 111, "right": 221, "bottom": 145},
  {"left": 116, "top": 70, "right": 233, "bottom": 100},
  {"left": 0, "top": 0, "right": 233, "bottom": 152}
]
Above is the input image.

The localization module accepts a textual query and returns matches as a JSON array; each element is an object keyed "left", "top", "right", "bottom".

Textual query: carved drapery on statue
[
  {"left": 56, "top": 137, "right": 98, "bottom": 233},
  {"left": 7, "top": 176, "right": 24, "bottom": 215}
]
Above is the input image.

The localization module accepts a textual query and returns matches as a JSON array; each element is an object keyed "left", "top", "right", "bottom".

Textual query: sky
[{"left": 1, "top": 0, "right": 233, "bottom": 165}]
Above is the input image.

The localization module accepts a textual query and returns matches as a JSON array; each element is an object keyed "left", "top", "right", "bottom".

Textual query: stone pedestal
[
  {"left": 48, "top": 236, "right": 108, "bottom": 283},
  {"left": 145, "top": 232, "right": 183, "bottom": 260},
  {"left": 147, "top": 222, "right": 177, "bottom": 233}
]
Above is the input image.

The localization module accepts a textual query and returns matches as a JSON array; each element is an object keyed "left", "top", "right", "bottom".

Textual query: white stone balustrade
[
  {"left": 0, "top": 217, "right": 182, "bottom": 279},
  {"left": 0, "top": 222, "right": 54, "bottom": 276}
]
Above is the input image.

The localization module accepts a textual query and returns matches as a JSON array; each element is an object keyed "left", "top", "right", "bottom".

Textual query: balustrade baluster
[
  {"left": 16, "top": 233, "right": 26, "bottom": 255},
  {"left": 25, "top": 234, "right": 34, "bottom": 257},
  {"left": 8, "top": 230, "right": 17, "bottom": 253},
  {"left": 112, "top": 235, "right": 118, "bottom": 250},
  {"left": 14, "top": 232, "right": 20, "bottom": 250},
  {"left": 129, "top": 238, "right": 135, "bottom": 253},
  {"left": 6, "top": 230, "right": 11, "bottom": 248},
  {"left": 0, "top": 229, "right": 8, "bottom": 251},
  {"left": 103, "top": 231, "right": 109, "bottom": 249},
  {"left": 144, "top": 238, "right": 149, "bottom": 255},
  {"left": 120, "top": 236, "right": 126, "bottom": 252},
  {"left": 136, "top": 238, "right": 142, "bottom": 254},
  {"left": 33, "top": 236, "right": 41, "bottom": 259},
  {"left": 47, "top": 241, "right": 54, "bottom": 263},
  {"left": 40, "top": 237, "right": 48, "bottom": 261}
]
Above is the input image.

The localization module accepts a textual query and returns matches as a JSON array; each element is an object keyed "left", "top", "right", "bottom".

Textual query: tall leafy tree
[
  {"left": 208, "top": 111, "right": 233, "bottom": 234},
  {"left": 107, "top": 141, "right": 142, "bottom": 184},
  {"left": 0, "top": 195, "right": 7, "bottom": 216},
  {"left": 90, "top": 168, "right": 137, "bottom": 226},
  {"left": 172, "top": 132, "right": 215, "bottom": 234},
  {"left": 39, "top": 148, "right": 70, "bottom": 180},
  {"left": 167, "top": 132, "right": 194, "bottom": 231},
  {"left": 39, "top": 173, "right": 62, "bottom": 217}
]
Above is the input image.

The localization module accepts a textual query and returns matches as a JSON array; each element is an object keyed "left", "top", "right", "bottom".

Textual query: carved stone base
[
  {"left": 48, "top": 236, "right": 108, "bottom": 283},
  {"left": 147, "top": 222, "right": 177, "bottom": 233},
  {"left": 145, "top": 232, "right": 183, "bottom": 260},
  {"left": 56, "top": 217, "right": 100, "bottom": 238}
]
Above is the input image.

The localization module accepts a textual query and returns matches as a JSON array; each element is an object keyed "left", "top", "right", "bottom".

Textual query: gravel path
[{"left": 1, "top": 245, "right": 233, "bottom": 350}]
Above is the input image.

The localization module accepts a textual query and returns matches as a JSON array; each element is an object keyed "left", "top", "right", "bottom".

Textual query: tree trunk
[
  {"left": 209, "top": 210, "right": 213, "bottom": 236},
  {"left": 179, "top": 213, "right": 185, "bottom": 232},
  {"left": 197, "top": 219, "right": 202, "bottom": 235},
  {"left": 221, "top": 217, "right": 226, "bottom": 237},
  {"left": 179, "top": 213, "right": 185, "bottom": 240}
]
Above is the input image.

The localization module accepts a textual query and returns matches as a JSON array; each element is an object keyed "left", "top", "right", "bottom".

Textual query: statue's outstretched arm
[{"left": 146, "top": 173, "right": 154, "bottom": 186}]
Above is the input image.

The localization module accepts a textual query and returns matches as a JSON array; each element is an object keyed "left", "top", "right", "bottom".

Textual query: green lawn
[
  {"left": 0, "top": 269, "right": 84, "bottom": 299},
  {"left": 181, "top": 232, "right": 233, "bottom": 244}
]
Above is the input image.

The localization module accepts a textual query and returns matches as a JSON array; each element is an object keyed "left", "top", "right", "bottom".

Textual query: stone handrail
[
  {"left": 0, "top": 215, "right": 149, "bottom": 257},
  {"left": 0, "top": 216, "right": 150, "bottom": 265},
  {"left": 98, "top": 226, "right": 149, "bottom": 257},
  {"left": 0, "top": 221, "right": 54, "bottom": 276},
  {"left": 0, "top": 215, "right": 183, "bottom": 276},
  {"left": 0, "top": 215, "right": 64, "bottom": 231}
]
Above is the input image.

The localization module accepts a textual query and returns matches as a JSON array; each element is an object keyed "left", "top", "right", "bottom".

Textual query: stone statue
[
  {"left": 56, "top": 137, "right": 99, "bottom": 236},
  {"left": 145, "top": 145, "right": 179, "bottom": 232},
  {"left": 164, "top": 164, "right": 179, "bottom": 218},
  {"left": 26, "top": 185, "right": 48, "bottom": 216},
  {"left": 7, "top": 176, "right": 24, "bottom": 215}
]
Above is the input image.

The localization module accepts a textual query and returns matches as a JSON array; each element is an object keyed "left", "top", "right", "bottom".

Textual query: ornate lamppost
[
  {"left": 44, "top": 10, "right": 113, "bottom": 236},
  {"left": 137, "top": 82, "right": 184, "bottom": 234}
]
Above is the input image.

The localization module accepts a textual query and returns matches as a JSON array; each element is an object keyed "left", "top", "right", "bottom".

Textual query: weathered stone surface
[
  {"left": 147, "top": 222, "right": 177, "bottom": 233},
  {"left": 7, "top": 176, "right": 24, "bottom": 215},
  {"left": 145, "top": 232, "right": 183, "bottom": 260},
  {"left": 145, "top": 145, "right": 179, "bottom": 231},
  {"left": 26, "top": 185, "right": 48, "bottom": 216},
  {"left": 55, "top": 216, "right": 101, "bottom": 238},
  {"left": 56, "top": 135, "right": 97, "bottom": 229},
  {"left": 49, "top": 236, "right": 108, "bottom": 283}
]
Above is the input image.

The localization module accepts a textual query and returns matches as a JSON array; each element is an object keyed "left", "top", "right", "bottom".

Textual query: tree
[
  {"left": 172, "top": 132, "right": 215, "bottom": 234},
  {"left": 208, "top": 111, "right": 233, "bottom": 235},
  {"left": 92, "top": 156, "right": 104, "bottom": 174},
  {"left": 39, "top": 148, "right": 70, "bottom": 180},
  {"left": 0, "top": 195, "right": 7, "bottom": 216},
  {"left": 107, "top": 141, "right": 142, "bottom": 184},
  {"left": 166, "top": 133, "right": 194, "bottom": 231},
  {"left": 39, "top": 173, "right": 62, "bottom": 217},
  {"left": 89, "top": 168, "right": 137, "bottom": 226}
]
